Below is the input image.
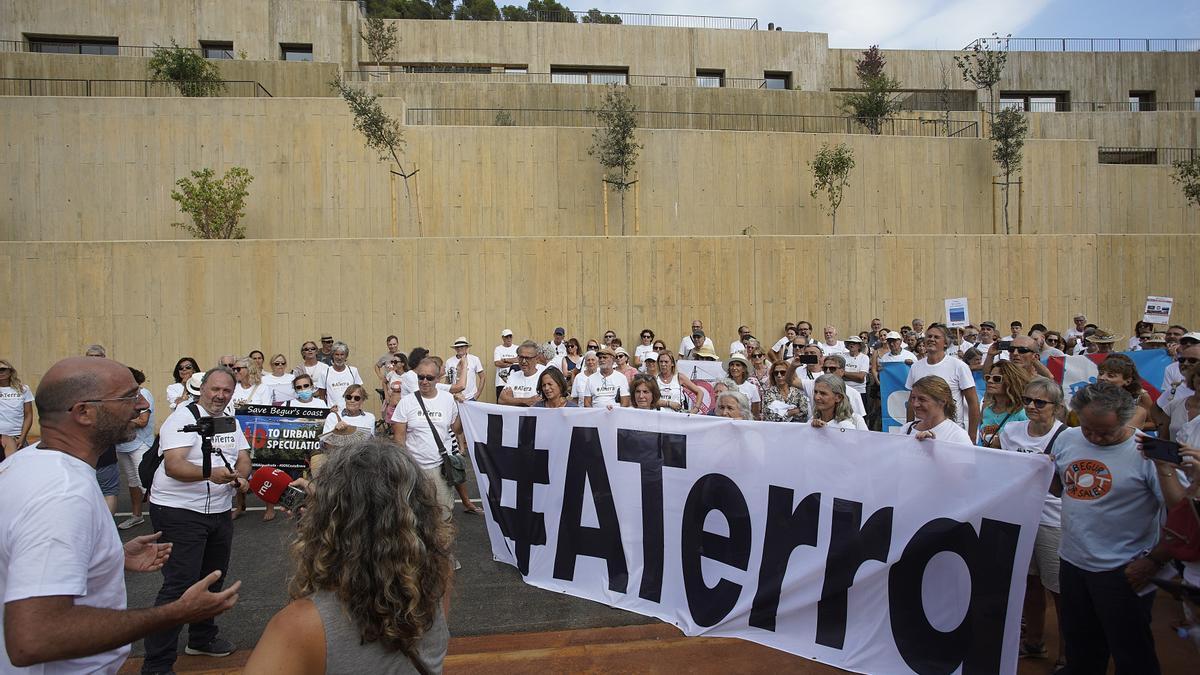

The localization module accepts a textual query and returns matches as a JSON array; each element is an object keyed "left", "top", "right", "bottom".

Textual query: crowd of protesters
[{"left": 3, "top": 312, "right": 1200, "bottom": 673}]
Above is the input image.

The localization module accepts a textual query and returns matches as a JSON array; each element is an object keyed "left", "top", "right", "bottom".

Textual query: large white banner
[{"left": 460, "top": 403, "right": 1053, "bottom": 675}]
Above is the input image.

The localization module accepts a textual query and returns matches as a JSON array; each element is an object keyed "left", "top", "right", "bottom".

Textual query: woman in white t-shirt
[
  {"left": 232, "top": 357, "right": 272, "bottom": 408},
  {"left": 166, "top": 356, "right": 200, "bottom": 411},
  {"left": 655, "top": 351, "right": 704, "bottom": 413},
  {"left": 0, "top": 359, "right": 34, "bottom": 458},
  {"left": 903, "top": 375, "right": 973, "bottom": 445},
  {"left": 725, "top": 354, "right": 762, "bottom": 420},
  {"left": 261, "top": 353, "right": 297, "bottom": 405},
  {"left": 999, "top": 376, "right": 1067, "bottom": 669},
  {"left": 809, "top": 374, "right": 868, "bottom": 431},
  {"left": 1160, "top": 366, "right": 1200, "bottom": 442},
  {"left": 321, "top": 384, "right": 376, "bottom": 436},
  {"left": 571, "top": 352, "right": 599, "bottom": 404}
]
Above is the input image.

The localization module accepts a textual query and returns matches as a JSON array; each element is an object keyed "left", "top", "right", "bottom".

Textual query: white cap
[
  {"left": 185, "top": 372, "right": 204, "bottom": 396},
  {"left": 500, "top": 329, "right": 513, "bottom": 337},
  {"left": 644, "top": 351, "right": 659, "bottom": 362},
  {"left": 451, "top": 336, "right": 470, "bottom": 348},
  {"left": 885, "top": 331, "right": 903, "bottom": 340}
]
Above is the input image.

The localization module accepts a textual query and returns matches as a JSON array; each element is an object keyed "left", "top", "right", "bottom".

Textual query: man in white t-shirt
[
  {"left": 1064, "top": 314, "right": 1088, "bottom": 344},
  {"left": 729, "top": 325, "right": 752, "bottom": 357},
  {"left": 1, "top": 358, "right": 237, "bottom": 673},
  {"left": 875, "top": 331, "right": 916, "bottom": 365},
  {"left": 499, "top": 340, "right": 545, "bottom": 407},
  {"left": 679, "top": 320, "right": 714, "bottom": 358},
  {"left": 324, "top": 342, "right": 363, "bottom": 412},
  {"left": 392, "top": 359, "right": 466, "bottom": 516},
  {"left": 585, "top": 347, "right": 631, "bottom": 408},
  {"left": 1159, "top": 333, "right": 1200, "bottom": 408},
  {"left": 493, "top": 329, "right": 519, "bottom": 400},
  {"left": 818, "top": 326, "right": 848, "bottom": 357},
  {"left": 545, "top": 327, "right": 568, "bottom": 360},
  {"left": 445, "top": 337, "right": 485, "bottom": 401},
  {"left": 840, "top": 337, "right": 870, "bottom": 395},
  {"left": 143, "top": 366, "right": 251, "bottom": 673}
]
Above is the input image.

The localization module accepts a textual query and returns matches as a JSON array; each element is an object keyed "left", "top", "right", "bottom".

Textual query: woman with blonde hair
[
  {"left": 231, "top": 357, "right": 271, "bottom": 407},
  {"left": 244, "top": 438, "right": 453, "bottom": 675},
  {"left": 978, "top": 360, "right": 1031, "bottom": 447},
  {"left": 655, "top": 351, "right": 704, "bottom": 413},
  {"left": 903, "top": 375, "right": 973, "bottom": 445},
  {"left": 809, "top": 374, "right": 867, "bottom": 430},
  {"left": 0, "top": 358, "right": 34, "bottom": 459}
]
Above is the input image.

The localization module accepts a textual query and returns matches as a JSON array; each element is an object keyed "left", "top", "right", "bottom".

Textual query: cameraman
[{"left": 141, "top": 367, "right": 250, "bottom": 674}]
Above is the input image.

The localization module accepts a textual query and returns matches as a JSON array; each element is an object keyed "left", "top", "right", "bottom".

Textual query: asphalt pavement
[{"left": 116, "top": 468, "right": 653, "bottom": 658}]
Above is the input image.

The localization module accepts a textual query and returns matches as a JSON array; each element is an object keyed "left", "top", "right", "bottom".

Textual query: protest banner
[
  {"left": 879, "top": 362, "right": 985, "bottom": 433},
  {"left": 235, "top": 404, "right": 328, "bottom": 469},
  {"left": 460, "top": 403, "right": 1051, "bottom": 675}
]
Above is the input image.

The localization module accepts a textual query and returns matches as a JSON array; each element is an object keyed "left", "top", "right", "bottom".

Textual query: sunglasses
[
  {"left": 0, "top": 367, "right": 10, "bottom": 373},
  {"left": 752, "top": 353, "right": 765, "bottom": 358},
  {"left": 1022, "top": 396, "right": 1052, "bottom": 409},
  {"left": 417, "top": 374, "right": 438, "bottom": 381},
  {"left": 985, "top": 374, "right": 1003, "bottom": 383},
  {"left": 272, "top": 361, "right": 286, "bottom": 366},
  {"left": 772, "top": 370, "right": 787, "bottom": 376},
  {"left": 1013, "top": 347, "right": 1035, "bottom": 354},
  {"left": 1179, "top": 357, "right": 1200, "bottom": 365},
  {"left": 178, "top": 364, "right": 195, "bottom": 371},
  {"left": 587, "top": 345, "right": 599, "bottom": 350},
  {"left": 295, "top": 383, "right": 313, "bottom": 390},
  {"left": 233, "top": 366, "right": 247, "bottom": 372},
  {"left": 390, "top": 360, "right": 401, "bottom": 364},
  {"left": 345, "top": 395, "right": 364, "bottom": 401},
  {"left": 302, "top": 346, "right": 317, "bottom": 352}
]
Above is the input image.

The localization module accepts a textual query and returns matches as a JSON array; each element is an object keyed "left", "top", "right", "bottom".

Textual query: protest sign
[
  {"left": 460, "top": 403, "right": 1050, "bottom": 674},
  {"left": 235, "top": 404, "right": 328, "bottom": 469},
  {"left": 944, "top": 297, "right": 970, "bottom": 328},
  {"left": 1143, "top": 296, "right": 1174, "bottom": 325}
]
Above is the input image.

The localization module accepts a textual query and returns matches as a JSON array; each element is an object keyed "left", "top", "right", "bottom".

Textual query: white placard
[
  {"left": 677, "top": 360, "right": 726, "bottom": 382},
  {"left": 1143, "top": 295, "right": 1173, "bottom": 325},
  {"left": 944, "top": 297, "right": 970, "bottom": 328},
  {"left": 460, "top": 402, "right": 1051, "bottom": 675}
]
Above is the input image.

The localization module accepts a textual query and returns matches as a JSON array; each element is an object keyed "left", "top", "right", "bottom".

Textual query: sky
[{"left": 596, "top": 1, "right": 1200, "bottom": 49}]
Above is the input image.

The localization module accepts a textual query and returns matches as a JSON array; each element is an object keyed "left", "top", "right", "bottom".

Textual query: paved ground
[{"left": 116, "top": 469, "right": 652, "bottom": 659}]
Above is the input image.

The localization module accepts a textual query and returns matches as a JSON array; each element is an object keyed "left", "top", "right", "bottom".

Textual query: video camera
[{"left": 180, "top": 416, "right": 237, "bottom": 438}]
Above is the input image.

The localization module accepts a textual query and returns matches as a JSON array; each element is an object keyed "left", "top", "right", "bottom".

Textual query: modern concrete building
[{"left": 1, "top": 0, "right": 1197, "bottom": 395}]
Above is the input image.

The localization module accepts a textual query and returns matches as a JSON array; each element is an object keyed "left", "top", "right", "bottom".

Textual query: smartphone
[
  {"left": 799, "top": 354, "right": 819, "bottom": 365},
  {"left": 278, "top": 485, "right": 308, "bottom": 512},
  {"left": 998, "top": 339, "right": 1012, "bottom": 351},
  {"left": 1140, "top": 435, "right": 1184, "bottom": 465}
]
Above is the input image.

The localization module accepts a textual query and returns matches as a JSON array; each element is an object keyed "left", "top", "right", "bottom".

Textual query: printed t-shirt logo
[{"left": 1063, "top": 459, "right": 1113, "bottom": 500}]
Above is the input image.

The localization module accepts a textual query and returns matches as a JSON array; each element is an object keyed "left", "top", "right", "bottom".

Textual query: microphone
[{"left": 249, "top": 467, "right": 306, "bottom": 511}]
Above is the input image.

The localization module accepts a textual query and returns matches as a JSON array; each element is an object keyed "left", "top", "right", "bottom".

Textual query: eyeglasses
[
  {"left": 772, "top": 371, "right": 787, "bottom": 377},
  {"left": 302, "top": 346, "right": 317, "bottom": 352},
  {"left": 294, "top": 383, "right": 313, "bottom": 390},
  {"left": 272, "top": 361, "right": 286, "bottom": 367},
  {"left": 641, "top": 334, "right": 652, "bottom": 339},
  {"left": 1022, "top": 396, "right": 1052, "bottom": 409},
  {"left": 70, "top": 393, "right": 141, "bottom": 412},
  {"left": 390, "top": 360, "right": 401, "bottom": 365},
  {"left": 1045, "top": 338, "right": 1059, "bottom": 344},
  {"left": 1013, "top": 347, "right": 1035, "bottom": 354},
  {"left": 587, "top": 345, "right": 599, "bottom": 351},
  {"left": 0, "top": 367, "right": 11, "bottom": 373},
  {"left": 345, "top": 395, "right": 364, "bottom": 401},
  {"left": 417, "top": 374, "right": 438, "bottom": 382},
  {"left": 518, "top": 354, "right": 536, "bottom": 361},
  {"left": 1179, "top": 357, "right": 1200, "bottom": 365},
  {"left": 178, "top": 364, "right": 195, "bottom": 371},
  {"left": 617, "top": 354, "right": 628, "bottom": 359},
  {"left": 964, "top": 334, "right": 978, "bottom": 341},
  {"left": 321, "top": 339, "right": 333, "bottom": 344},
  {"left": 604, "top": 334, "right": 615, "bottom": 339},
  {"left": 233, "top": 366, "right": 246, "bottom": 372},
  {"left": 752, "top": 353, "right": 765, "bottom": 359},
  {"left": 824, "top": 365, "right": 842, "bottom": 371},
  {"left": 985, "top": 374, "right": 1003, "bottom": 383}
]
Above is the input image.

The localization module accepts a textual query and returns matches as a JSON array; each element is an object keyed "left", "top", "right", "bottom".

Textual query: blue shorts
[{"left": 96, "top": 463, "right": 120, "bottom": 496}]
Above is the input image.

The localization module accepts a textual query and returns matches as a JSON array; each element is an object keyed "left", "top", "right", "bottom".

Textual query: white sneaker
[{"left": 117, "top": 516, "right": 144, "bottom": 530}]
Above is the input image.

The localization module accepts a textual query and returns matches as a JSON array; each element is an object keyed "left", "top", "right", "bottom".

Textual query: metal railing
[
  {"left": 406, "top": 107, "right": 979, "bottom": 138},
  {"left": 345, "top": 69, "right": 771, "bottom": 89},
  {"left": 1098, "top": 147, "right": 1198, "bottom": 166},
  {"left": 0, "top": 39, "right": 206, "bottom": 57},
  {"left": 363, "top": 10, "right": 757, "bottom": 29},
  {"left": 0, "top": 78, "right": 273, "bottom": 97},
  {"left": 1052, "top": 101, "right": 1200, "bottom": 112},
  {"left": 964, "top": 37, "right": 1200, "bottom": 52}
]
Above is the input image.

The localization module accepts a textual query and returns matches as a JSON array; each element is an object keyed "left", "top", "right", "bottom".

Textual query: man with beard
[
  {"left": 1, "top": 357, "right": 239, "bottom": 671},
  {"left": 141, "top": 367, "right": 251, "bottom": 674}
]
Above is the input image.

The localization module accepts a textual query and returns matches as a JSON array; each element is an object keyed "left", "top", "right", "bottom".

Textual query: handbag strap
[
  {"left": 983, "top": 409, "right": 1018, "bottom": 447},
  {"left": 413, "top": 393, "right": 450, "bottom": 458},
  {"left": 1042, "top": 424, "right": 1069, "bottom": 456}
]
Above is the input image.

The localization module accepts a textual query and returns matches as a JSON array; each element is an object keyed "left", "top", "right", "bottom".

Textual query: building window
[
  {"left": 763, "top": 71, "right": 790, "bottom": 90},
  {"left": 200, "top": 41, "right": 233, "bottom": 59},
  {"left": 1195, "top": 91, "right": 1199, "bottom": 112},
  {"left": 696, "top": 69, "right": 724, "bottom": 88},
  {"left": 1129, "top": 90, "right": 1156, "bottom": 112},
  {"left": 1099, "top": 148, "right": 1157, "bottom": 165},
  {"left": 281, "top": 43, "right": 313, "bottom": 62},
  {"left": 550, "top": 67, "right": 628, "bottom": 85},
  {"left": 504, "top": 67, "right": 528, "bottom": 74},
  {"left": 998, "top": 91, "right": 1070, "bottom": 112},
  {"left": 27, "top": 36, "right": 118, "bottom": 56}
]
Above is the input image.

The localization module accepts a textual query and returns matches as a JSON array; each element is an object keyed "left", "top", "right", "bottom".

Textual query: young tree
[
  {"left": 809, "top": 143, "right": 855, "bottom": 234},
  {"left": 170, "top": 167, "right": 253, "bottom": 239},
  {"left": 954, "top": 33, "right": 1010, "bottom": 120},
  {"left": 502, "top": 0, "right": 578, "bottom": 21},
  {"left": 841, "top": 45, "right": 903, "bottom": 135},
  {"left": 1171, "top": 157, "right": 1200, "bottom": 208},
  {"left": 581, "top": 8, "right": 622, "bottom": 24},
  {"left": 362, "top": 17, "right": 399, "bottom": 67},
  {"left": 333, "top": 78, "right": 420, "bottom": 226},
  {"left": 991, "top": 107, "right": 1029, "bottom": 235},
  {"left": 147, "top": 40, "right": 225, "bottom": 97},
  {"left": 588, "top": 84, "right": 642, "bottom": 233}
]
